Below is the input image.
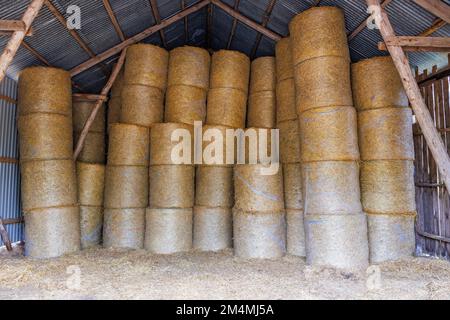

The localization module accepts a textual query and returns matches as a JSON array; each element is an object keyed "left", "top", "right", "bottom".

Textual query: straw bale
[
  {"left": 120, "top": 84, "right": 164, "bottom": 127},
  {"left": 21, "top": 160, "right": 77, "bottom": 211},
  {"left": 18, "top": 67, "right": 72, "bottom": 116},
  {"left": 123, "top": 44, "right": 169, "bottom": 90},
  {"left": 76, "top": 162, "right": 105, "bottom": 206},
  {"left": 210, "top": 50, "right": 250, "bottom": 92},
  {"left": 358, "top": 107, "right": 414, "bottom": 161},
  {"left": 18, "top": 113, "right": 73, "bottom": 161},
  {"left": 73, "top": 131, "right": 106, "bottom": 164},
  {"left": 294, "top": 56, "right": 353, "bottom": 113},
  {"left": 24, "top": 206, "right": 80, "bottom": 259},
  {"left": 247, "top": 91, "right": 276, "bottom": 129},
  {"left": 107, "top": 96, "right": 121, "bottom": 128},
  {"left": 168, "top": 46, "right": 210, "bottom": 90},
  {"left": 103, "top": 208, "right": 145, "bottom": 249},
  {"left": 276, "top": 78, "right": 297, "bottom": 123},
  {"left": 193, "top": 206, "right": 232, "bottom": 252},
  {"left": 233, "top": 209, "right": 286, "bottom": 259},
  {"left": 360, "top": 160, "right": 416, "bottom": 215},
  {"left": 80, "top": 206, "right": 103, "bottom": 249},
  {"left": 283, "top": 163, "right": 303, "bottom": 210},
  {"left": 145, "top": 208, "right": 193, "bottom": 254},
  {"left": 234, "top": 164, "right": 284, "bottom": 212},
  {"left": 195, "top": 166, "right": 234, "bottom": 207},
  {"left": 201, "top": 124, "right": 236, "bottom": 166},
  {"left": 149, "top": 165, "right": 194, "bottom": 209},
  {"left": 72, "top": 100, "right": 105, "bottom": 133},
  {"left": 352, "top": 56, "right": 408, "bottom": 111},
  {"left": 279, "top": 119, "right": 301, "bottom": 164},
  {"left": 206, "top": 88, "right": 247, "bottom": 128},
  {"left": 165, "top": 85, "right": 207, "bottom": 125},
  {"left": 289, "top": 6, "right": 349, "bottom": 65},
  {"left": 107, "top": 123, "right": 150, "bottom": 166},
  {"left": 241, "top": 127, "right": 275, "bottom": 164},
  {"left": 250, "top": 57, "right": 276, "bottom": 93},
  {"left": 111, "top": 65, "right": 124, "bottom": 98},
  {"left": 367, "top": 214, "right": 416, "bottom": 264},
  {"left": 275, "top": 37, "right": 294, "bottom": 82},
  {"left": 302, "top": 161, "right": 362, "bottom": 215},
  {"left": 286, "top": 209, "right": 305, "bottom": 257},
  {"left": 300, "top": 106, "right": 359, "bottom": 162},
  {"left": 103, "top": 165, "right": 148, "bottom": 209}
]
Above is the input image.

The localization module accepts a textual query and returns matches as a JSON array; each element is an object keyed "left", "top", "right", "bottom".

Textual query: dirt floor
[{"left": 0, "top": 245, "right": 450, "bottom": 300}]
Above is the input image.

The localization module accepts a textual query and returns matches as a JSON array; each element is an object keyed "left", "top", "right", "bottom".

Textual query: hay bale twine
[
  {"left": 103, "top": 165, "right": 148, "bottom": 209},
  {"left": 279, "top": 119, "right": 301, "bottom": 164},
  {"left": 168, "top": 46, "right": 210, "bottom": 90},
  {"left": 250, "top": 57, "right": 276, "bottom": 93},
  {"left": 294, "top": 56, "right": 353, "bottom": 113},
  {"left": 275, "top": 37, "right": 294, "bottom": 82},
  {"left": 360, "top": 160, "right": 416, "bottom": 215},
  {"left": 149, "top": 165, "right": 195, "bottom": 209},
  {"left": 305, "top": 214, "right": 369, "bottom": 269},
  {"left": 206, "top": 88, "right": 247, "bottom": 128},
  {"left": 72, "top": 99, "right": 105, "bottom": 133},
  {"left": 193, "top": 206, "right": 232, "bottom": 252},
  {"left": 302, "top": 161, "right": 362, "bottom": 215},
  {"left": 120, "top": 84, "right": 164, "bottom": 127},
  {"left": 352, "top": 56, "right": 408, "bottom": 111},
  {"left": 195, "top": 166, "right": 234, "bottom": 207},
  {"left": 123, "top": 44, "right": 169, "bottom": 90},
  {"left": 247, "top": 91, "right": 276, "bottom": 129},
  {"left": 358, "top": 107, "right": 414, "bottom": 161},
  {"left": 80, "top": 206, "right": 103, "bottom": 249},
  {"left": 107, "top": 96, "right": 121, "bottom": 128},
  {"left": 145, "top": 208, "right": 193, "bottom": 254},
  {"left": 21, "top": 159, "right": 77, "bottom": 211},
  {"left": 18, "top": 113, "right": 73, "bottom": 161},
  {"left": 210, "top": 50, "right": 250, "bottom": 92},
  {"left": 276, "top": 78, "right": 297, "bottom": 123},
  {"left": 234, "top": 164, "right": 284, "bottom": 212},
  {"left": 233, "top": 210, "right": 286, "bottom": 259},
  {"left": 286, "top": 209, "right": 305, "bottom": 257},
  {"left": 73, "top": 131, "right": 106, "bottom": 164},
  {"left": 165, "top": 85, "right": 207, "bottom": 125},
  {"left": 283, "top": 163, "right": 303, "bottom": 210},
  {"left": 107, "top": 123, "right": 150, "bottom": 166},
  {"left": 367, "top": 214, "right": 416, "bottom": 263},
  {"left": 18, "top": 67, "right": 72, "bottom": 116},
  {"left": 289, "top": 6, "right": 349, "bottom": 65},
  {"left": 103, "top": 208, "right": 145, "bottom": 249},
  {"left": 76, "top": 162, "right": 105, "bottom": 206},
  {"left": 300, "top": 106, "right": 359, "bottom": 162},
  {"left": 24, "top": 206, "right": 80, "bottom": 258}
]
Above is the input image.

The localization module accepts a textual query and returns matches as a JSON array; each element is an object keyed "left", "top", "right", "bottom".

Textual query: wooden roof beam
[
  {"left": 348, "top": 0, "right": 393, "bottom": 41},
  {"left": 250, "top": 0, "right": 277, "bottom": 58},
  {"left": 149, "top": 0, "right": 168, "bottom": 48},
  {"left": 226, "top": 0, "right": 240, "bottom": 49},
  {"left": 378, "top": 35, "right": 450, "bottom": 52},
  {"left": 412, "top": 0, "right": 450, "bottom": 24},
  {"left": 181, "top": 0, "right": 189, "bottom": 42},
  {"left": 0, "top": 20, "right": 34, "bottom": 36},
  {"left": 420, "top": 18, "right": 446, "bottom": 37},
  {"left": 102, "top": 0, "right": 125, "bottom": 41}
]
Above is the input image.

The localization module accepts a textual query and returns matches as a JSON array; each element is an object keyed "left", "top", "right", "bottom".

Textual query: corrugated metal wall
[{"left": 0, "top": 76, "right": 22, "bottom": 246}]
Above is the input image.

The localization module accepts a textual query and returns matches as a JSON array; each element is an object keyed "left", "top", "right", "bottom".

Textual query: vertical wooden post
[{"left": 0, "top": 219, "right": 12, "bottom": 252}]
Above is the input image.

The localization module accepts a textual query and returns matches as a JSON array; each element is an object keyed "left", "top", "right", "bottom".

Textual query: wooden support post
[
  {"left": 348, "top": 0, "right": 393, "bottom": 41},
  {"left": 367, "top": 0, "right": 450, "bottom": 191},
  {"left": 0, "top": 218, "right": 12, "bottom": 251}
]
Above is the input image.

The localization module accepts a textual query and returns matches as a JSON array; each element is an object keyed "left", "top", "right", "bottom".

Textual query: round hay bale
[
  {"left": 80, "top": 206, "right": 103, "bottom": 249},
  {"left": 107, "top": 96, "right": 121, "bottom": 128},
  {"left": 107, "top": 123, "right": 150, "bottom": 166},
  {"left": 201, "top": 124, "right": 236, "bottom": 166},
  {"left": 110, "top": 66, "right": 124, "bottom": 98},
  {"left": 352, "top": 56, "right": 408, "bottom": 111},
  {"left": 210, "top": 50, "right": 250, "bottom": 92},
  {"left": 74, "top": 131, "right": 106, "bottom": 164},
  {"left": 24, "top": 205, "right": 80, "bottom": 258},
  {"left": 305, "top": 213, "right": 369, "bottom": 269},
  {"left": 18, "top": 113, "right": 73, "bottom": 161},
  {"left": 241, "top": 127, "right": 275, "bottom": 165},
  {"left": 150, "top": 122, "right": 194, "bottom": 165},
  {"left": 279, "top": 119, "right": 301, "bottom": 164},
  {"left": 195, "top": 166, "right": 234, "bottom": 207},
  {"left": 149, "top": 165, "right": 194, "bottom": 209},
  {"left": 233, "top": 209, "right": 286, "bottom": 259},
  {"left": 247, "top": 91, "right": 276, "bottom": 129},
  {"left": 294, "top": 56, "right": 353, "bottom": 113},
  {"left": 206, "top": 88, "right": 247, "bottom": 128},
  {"left": 300, "top": 106, "right": 359, "bottom": 162},
  {"left": 168, "top": 46, "right": 210, "bottom": 90},
  {"left": 360, "top": 160, "right": 416, "bottom": 215},
  {"left": 283, "top": 163, "right": 303, "bottom": 210},
  {"left": 72, "top": 100, "right": 105, "bottom": 133},
  {"left": 103, "top": 208, "right": 145, "bottom": 249},
  {"left": 289, "top": 6, "right": 349, "bottom": 65},
  {"left": 103, "top": 165, "right": 148, "bottom": 209},
  {"left": 276, "top": 78, "right": 297, "bottom": 123},
  {"left": 302, "top": 161, "right": 362, "bottom": 215},
  {"left": 21, "top": 159, "right": 78, "bottom": 211},
  {"left": 358, "top": 107, "right": 414, "bottom": 161},
  {"left": 250, "top": 57, "right": 276, "bottom": 93},
  {"left": 286, "top": 209, "right": 305, "bottom": 257},
  {"left": 165, "top": 85, "right": 207, "bottom": 125},
  {"left": 145, "top": 208, "right": 193, "bottom": 254},
  {"left": 18, "top": 67, "right": 72, "bottom": 116},
  {"left": 234, "top": 164, "right": 284, "bottom": 212},
  {"left": 123, "top": 44, "right": 169, "bottom": 90},
  {"left": 193, "top": 206, "right": 232, "bottom": 252},
  {"left": 367, "top": 214, "right": 416, "bottom": 264},
  {"left": 120, "top": 84, "right": 164, "bottom": 127},
  {"left": 76, "top": 162, "right": 105, "bottom": 206},
  {"left": 275, "top": 37, "right": 294, "bottom": 82}
]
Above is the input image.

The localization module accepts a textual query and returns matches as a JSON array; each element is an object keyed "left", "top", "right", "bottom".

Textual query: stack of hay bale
[
  {"left": 290, "top": 7, "right": 369, "bottom": 268},
  {"left": 352, "top": 57, "right": 416, "bottom": 263},
  {"left": 194, "top": 50, "right": 250, "bottom": 251},
  {"left": 18, "top": 67, "right": 80, "bottom": 258},
  {"left": 275, "top": 37, "right": 304, "bottom": 257},
  {"left": 107, "top": 66, "right": 124, "bottom": 130}
]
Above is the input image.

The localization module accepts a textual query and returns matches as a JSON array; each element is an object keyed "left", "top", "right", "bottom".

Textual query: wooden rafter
[
  {"left": 207, "top": 3, "right": 213, "bottom": 48},
  {"left": 420, "top": 18, "right": 446, "bottom": 37},
  {"left": 181, "top": 0, "right": 189, "bottom": 42},
  {"left": 0, "top": 20, "right": 34, "bottom": 36},
  {"left": 250, "top": 0, "right": 277, "bottom": 58},
  {"left": 149, "top": 0, "right": 168, "bottom": 48},
  {"left": 226, "top": 0, "right": 240, "bottom": 49},
  {"left": 102, "top": 0, "right": 125, "bottom": 41},
  {"left": 378, "top": 36, "right": 450, "bottom": 52},
  {"left": 348, "top": 0, "right": 393, "bottom": 41},
  {"left": 412, "top": 0, "right": 450, "bottom": 24}
]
